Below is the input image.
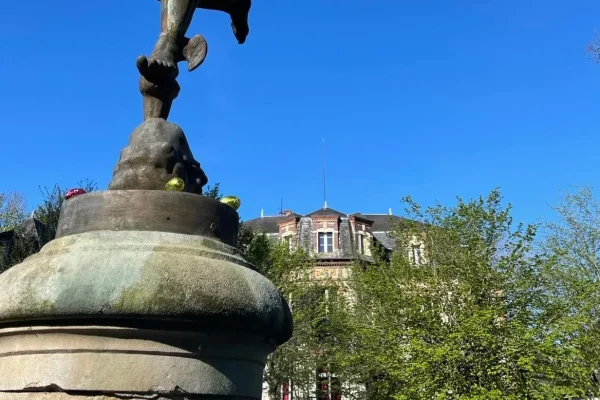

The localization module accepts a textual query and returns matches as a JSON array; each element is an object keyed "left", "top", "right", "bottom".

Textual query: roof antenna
[
  {"left": 275, "top": 198, "right": 284, "bottom": 216},
  {"left": 322, "top": 138, "right": 327, "bottom": 209}
]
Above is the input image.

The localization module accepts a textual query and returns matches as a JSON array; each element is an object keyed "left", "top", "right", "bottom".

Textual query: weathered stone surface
[
  {"left": 0, "top": 187, "right": 291, "bottom": 398},
  {"left": 108, "top": 119, "right": 208, "bottom": 193},
  {"left": 0, "top": 396, "right": 122, "bottom": 400},
  {"left": 298, "top": 217, "right": 313, "bottom": 252},
  {"left": 0, "top": 397, "right": 124, "bottom": 400},
  {"left": 57, "top": 190, "right": 239, "bottom": 246},
  {"left": 0, "top": 396, "right": 247, "bottom": 400},
  {"left": 0, "top": 229, "right": 292, "bottom": 345},
  {"left": 0, "top": 326, "right": 269, "bottom": 396}
]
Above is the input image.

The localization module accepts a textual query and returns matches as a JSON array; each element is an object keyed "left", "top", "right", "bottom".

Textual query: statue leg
[
  {"left": 162, "top": 0, "right": 197, "bottom": 39},
  {"left": 196, "top": 0, "right": 251, "bottom": 44},
  {"left": 140, "top": 0, "right": 198, "bottom": 82}
]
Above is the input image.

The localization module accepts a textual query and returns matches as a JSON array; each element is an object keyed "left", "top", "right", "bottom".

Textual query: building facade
[
  {"left": 244, "top": 207, "right": 402, "bottom": 279},
  {"left": 244, "top": 206, "right": 405, "bottom": 400}
]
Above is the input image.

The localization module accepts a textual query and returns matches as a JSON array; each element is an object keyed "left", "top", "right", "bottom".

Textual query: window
[
  {"left": 318, "top": 232, "right": 333, "bottom": 253},
  {"left": 282, "top": 235, "right": 293, "bottom": 250},
  {"left": 357, "top": 234, "right": 365, "bottom": 254},
  {"left": 412, "top": 245, "right": 422, "bottom": 264}
]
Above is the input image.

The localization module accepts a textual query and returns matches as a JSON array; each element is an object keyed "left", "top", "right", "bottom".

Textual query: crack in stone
[{"left": 22, "top": 383, "right": 64, "bottom": 392}]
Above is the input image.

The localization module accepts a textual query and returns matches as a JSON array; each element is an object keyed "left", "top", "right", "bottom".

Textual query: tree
[
  {"left": 334, "top": 190, "right": 599, "bottom": 399},
  {"left": 35, "top": 179, "right": 97, "bottom": 243},
  {"left": 541, "top": 186, "right": 600, "bottom": 389},
  {"left": 203, "top": 183, "right": 222, "bottom": 200},
  {"left": 0, "top": 180, "right": 98, "bottom": 273},
  {"left": 240, "top": 231, "right": 342, "bottom": 400},
  {"left": 238, "top": 221, "right": 353, "bottom": 400},
  {"left": 232, "top": 195, "right": 338, "bottom": 400},
  {"left": 0, "top": 192, "right": 28, "bottom": 273},
  {"left": 0, "top": 192, "right": 26, "bottom": 232},
  {"left": 586, "top": 32, "right": 600, "bottom": 63}
]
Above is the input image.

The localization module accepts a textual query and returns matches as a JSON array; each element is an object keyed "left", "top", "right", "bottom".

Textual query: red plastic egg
[{"left": 65, "top": 188, "right": 87, "bottom": 200}]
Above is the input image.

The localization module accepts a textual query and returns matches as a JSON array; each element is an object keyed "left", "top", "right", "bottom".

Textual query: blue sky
[{"left": 1, "top": 0, "right": 599, "bottom": 224}]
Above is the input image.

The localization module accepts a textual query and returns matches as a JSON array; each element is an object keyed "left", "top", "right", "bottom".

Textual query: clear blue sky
[{"left": 1, "top": 1, "right": 599, "bottom": 224}]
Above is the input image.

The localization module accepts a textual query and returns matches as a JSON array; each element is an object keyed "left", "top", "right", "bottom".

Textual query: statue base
[
  {"left": 0, "top": 325, "right": 272, "bottom": 396},
  {"left": 0, "top": 191, "right": 292, "bottom": 398},
  {"left": 109, "top": 119, "right": 208, "bottom": 194}
]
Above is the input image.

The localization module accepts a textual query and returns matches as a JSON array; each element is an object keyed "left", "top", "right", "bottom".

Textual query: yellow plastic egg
[
  {"left": 220, "top": 196, "right": 241, "bottom": 211},
  {"left": 165, "top": 177, "right": 185, "bottom": 192}
]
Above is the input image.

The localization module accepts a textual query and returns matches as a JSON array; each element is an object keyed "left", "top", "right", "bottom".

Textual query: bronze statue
[
  {"left": 138, "top": 0, "right": 251, "bottom": 120},
  {"left": 110, "top": 0, "right": 250, "bottom": 193}
]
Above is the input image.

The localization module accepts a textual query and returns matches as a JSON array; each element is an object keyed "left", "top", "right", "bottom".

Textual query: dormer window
[
  {"left": 357, "top": 234, "right": 365, "bottom": 254},
  {"left": 282, "top": 234, "right": 293, "bottom": 251},
  {"left": 412, "top": 245, "right": 423, "bottom": 265},
  {"left": 318, "top": 232, "right": 333, "bottom": 253}
]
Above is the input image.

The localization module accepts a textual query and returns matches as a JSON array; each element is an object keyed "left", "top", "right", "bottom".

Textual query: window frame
[
  {"left": 282, "top": 234, "right": 293, "bottom": 251},
  {"left": 318, "top": 231, "right": 334, "bottom": 253},
  {"left": 412, "top": 244, "right": 423, "bottom": 264}
]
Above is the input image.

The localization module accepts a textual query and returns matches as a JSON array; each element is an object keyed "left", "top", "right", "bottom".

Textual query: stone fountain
[{"left": 0, "top": 1, "right": 292, "bottom": 399}]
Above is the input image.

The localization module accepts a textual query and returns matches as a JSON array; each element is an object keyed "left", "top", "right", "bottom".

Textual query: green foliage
[
  {"left": 3, "top": 180, "right": 597, "bottom": 399},
  {"left": 335, "top": 189, "right": 599, "bottom": 400},
  {"left": 237, "top": 225, "right": 274, "bottom": 277},
  {"left": 0, "top": 192, "right": 29, "bottom": 273},
  {"left": 541, "top": 186, "right": 600, "bottom": 391},
  {"left": 0, "top": 192, "right": 26, "bottom": 232},
  {"left": 238, "top": 220, "right": 340, "bottom": 400},
  {"left": 35, "top": 179, "right": 97, "bottom": 242},
  {"left": 0, "top": 180, "right": 97, "bottom": 274},
  {"left": 259, "top": 241, "right": 324, "bottom": 400},
  {"left": 0, "top": 232, "right": 39, "bottom": 274},
  {"left": 203, "top": 183, "right": 222, "bottom": 200},
  {"left": 544, "top": 186, "right": 600, "bottom": 282}
]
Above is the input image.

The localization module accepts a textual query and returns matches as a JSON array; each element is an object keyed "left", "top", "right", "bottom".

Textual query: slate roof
[
  {"left": 243, "top": 208, "right": 404, "bottom": 233},
  {"left": 373, "top": 232, "right": 397, "bottom": 250},
  {"left": 241, "top": 213, "right": 301, "bottom": 234},
  {"left": 243, "top": 210, "right": 405, "bottom": 236},
  {"left": 362, "top": 214, "right": 404, "bottom": 232},
  {"left": 348, "top": 213, "right": 372, "bottom": 220},
  {"left": 305, "top": 207, "right": 347, "bottom": 218},
  {"left": 243, "top": 208, "right": 349, "bottom": 234}
]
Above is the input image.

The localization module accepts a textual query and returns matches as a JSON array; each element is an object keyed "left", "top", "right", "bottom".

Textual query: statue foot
[
  {"left": 137, "top": 55, "right": 179, "bottom": 83},
  {"left": 137, "top": 34, "right": 180, "bottom": 82},
  {"left": 230, "top": 0, "right": 251, "bottom": 44},
  {"left": 182, "top": 35, "right": 208, "bottom": 72}
]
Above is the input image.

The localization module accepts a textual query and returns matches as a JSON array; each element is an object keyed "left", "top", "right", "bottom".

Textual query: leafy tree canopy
[{"left": 335, "top": 189, "right": 599, "bottom": 400}]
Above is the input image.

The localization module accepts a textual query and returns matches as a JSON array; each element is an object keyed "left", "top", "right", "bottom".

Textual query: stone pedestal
[
  {"left": 0, "top": 191, "right": 292, "bottom": 399},
  {"left": 108, "top": 119, "right": 208, "bottom": 194}
]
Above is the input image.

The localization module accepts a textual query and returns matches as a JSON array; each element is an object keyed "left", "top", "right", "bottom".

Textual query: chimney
[
  {"left": 388, "top": 208, "right": 392, "bottom": 215},
  {"left": 260, "top": 209, "right": 264, "bottom": 218},
  {"left": 284, "top": 209, "right": 293, "bottom": 216}
]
